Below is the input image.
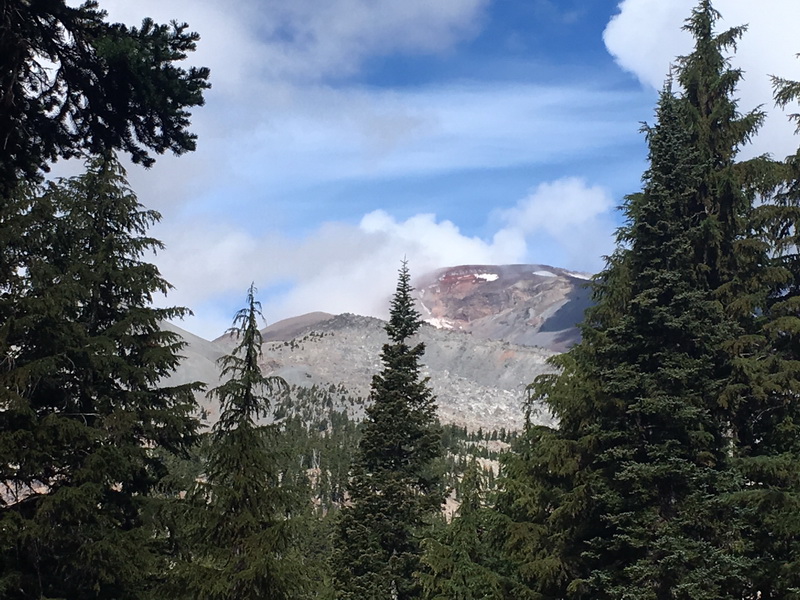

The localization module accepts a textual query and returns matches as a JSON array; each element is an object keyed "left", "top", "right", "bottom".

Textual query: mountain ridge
[{"left": 166, "top": 264, "right": 591, "bottom": 431}]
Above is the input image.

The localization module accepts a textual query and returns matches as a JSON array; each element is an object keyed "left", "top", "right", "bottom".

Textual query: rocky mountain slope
[
  {"left": 165, "top": 264, "right": 592, "bottom": 431},
  {"left": 415, "top": 264, "right": 591, "bottom": 352},
  {"left": 260, "top": 313, "right": 555, "bottom": 431}
]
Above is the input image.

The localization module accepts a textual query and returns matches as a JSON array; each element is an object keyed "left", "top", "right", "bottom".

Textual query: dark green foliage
[
  {"left": 680, "top": 5, "right": 800, "bottom": 598},
  {"left": 773, "top": 57, "right": 800, "bottom": 135},
  {"left": 575, "top": 88, "right": 750, "bottom": 599},
  {"left": 731, "top": 32, "right": 800, "bottom": 600},
  {"left": 168, "top": 285, "right": 308, "bottom": 600},
  {"left": 332, "top": 261, "right": 444, "bottom": 600},
  {"left": 496, "top": 3, "right": 782, "bottom": 598},
  {"left": 0, "top": 0, "right": 210, "bottom": 190},
  {"left": 270, "top": 386, "right": 511, "bottom": 512},
  {"left": 0, "top": 156, "right": 201, "bottom": 599},
  {"left": 419, "top": 460, "right": 506, "bottom": 600},
  {"left": 238, "top": 378, "right": 510, "bottom": 599},
  {"left": 275, "top": 390, "right": 361, "bottom": 510}
]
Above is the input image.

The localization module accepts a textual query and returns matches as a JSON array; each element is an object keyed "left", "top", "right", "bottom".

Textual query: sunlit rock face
[{"left": 414, "top": 264, "right": 592, "bottom": 352}]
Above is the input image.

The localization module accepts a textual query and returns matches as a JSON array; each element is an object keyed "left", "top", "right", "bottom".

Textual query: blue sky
[{"left": 90, "top": 0, "right": 800, "bottom": 339}]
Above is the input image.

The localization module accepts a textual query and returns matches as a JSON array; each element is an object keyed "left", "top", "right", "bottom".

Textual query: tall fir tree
[
  {"left": 680, "top": 3, "right": 800, "bottom": 597},
  {"left": 0, "top": 156, "right": 201, "bottom": 599},
  {"left": 0, "top": 1, "right": 209, "bottom": 375},
  {"left": 497, "top": 2, "right": 774, "bottom": 598},
  {"left": 332, "top": 261, "right": 443, "bottom": 600},
  {"left": 168, "top": 284, "right": 308, "bottom": 600}
]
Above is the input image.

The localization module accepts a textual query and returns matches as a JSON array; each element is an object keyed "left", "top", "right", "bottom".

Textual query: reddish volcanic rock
[{"left": 414, "top": 264, "right": 591, "bottom": 352}]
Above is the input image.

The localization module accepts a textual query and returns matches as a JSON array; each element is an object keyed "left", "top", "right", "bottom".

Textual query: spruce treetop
[
  {"left": 169, "top": 286, "right": 302, "bottom": 600},
  {"left": 211, "top": 283, "right": 283, "bottom": 429},
  {"left": 332, "top": 260, "right": 443, "bottom": 600},
  {"left": 386, "top": 259, "right": 423, "bottom": 343}
]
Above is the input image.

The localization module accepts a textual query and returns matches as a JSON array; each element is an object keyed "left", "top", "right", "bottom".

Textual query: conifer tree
[
  {"left": 680, "top": 4, "right": 800, "bottom": 597},
  {"left": 497, "top": 3, "right": 772, "bottom": 598},
  {"left": 168, "top": 284, "right": 307, "bottom": 600},
  {"left": 730, "top": 48, "right": 800, "bottom": 600},
  {"left": 0, "top": 0, "right": 210, "bottom": 190},
  {"left": 419, "top": 460, "right": 505, "bottom": 600},
  {"left": 0, "top": 156, "right": 201, "bottom": 599},
  {"left": 0, "top": 2, "right": 209, "bottom": 360},
  {"left": 331, "top": 261, "right": 443, "bottom": 600}
]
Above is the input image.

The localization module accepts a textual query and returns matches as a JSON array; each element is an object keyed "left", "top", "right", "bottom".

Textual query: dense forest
[{"left": 3, "top": 0, "right": 800, "bottom": 598}]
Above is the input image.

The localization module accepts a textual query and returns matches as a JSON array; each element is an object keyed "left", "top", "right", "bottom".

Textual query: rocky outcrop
[{"left": 165, "top": 311, "right": 556, "bottom": 432}]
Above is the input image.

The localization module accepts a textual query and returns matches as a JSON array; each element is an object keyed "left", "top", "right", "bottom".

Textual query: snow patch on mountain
[
  {"left": 565, "top": 270, "right": 592, "bottom": 280},
  {"left": 427, "top": 317, "right": 456, "bottom": 330}
]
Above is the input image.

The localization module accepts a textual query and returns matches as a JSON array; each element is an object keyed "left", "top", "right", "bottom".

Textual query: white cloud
[
  {"left": 499, "top": 177, "right": 614, "bottom": 234},
  {"left": 604, "top": 0, "right": 800, "bottom": 159},
  {"left": 251, "top": 0, "right": 489, "bottom": 82},
  {"left": 495, "top": 177, "right": 617, "bottom": 273},
  {"left": 96, "top": 0, "right": 488, "bottom": 86},
  {"left": 77, "top": 0, "right": 498, "bottom": 216},
  {"left": 157, "top": 177, "right": 616, "bottom": 339},
  {"left": 604, "top": 1, "right": 691, "bottom": 91},
  {"left": 155, "top": 211, "right": 517, "bottom": 337}
]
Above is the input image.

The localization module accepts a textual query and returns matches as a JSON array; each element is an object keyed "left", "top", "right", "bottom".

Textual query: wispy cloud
[
  {"left": 90, "top": 0, "right": 498, "bottom": 215},
  {"left": 96, "top": 0, "right": 646, "bottom": 215},
  {"left": 98, "top": 0, "right": 489, "bottom": 85}
]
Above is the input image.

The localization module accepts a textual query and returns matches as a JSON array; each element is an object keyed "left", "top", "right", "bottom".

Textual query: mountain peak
[{"left": 414, "top": 263, "right": 591, "bottom": 352}]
